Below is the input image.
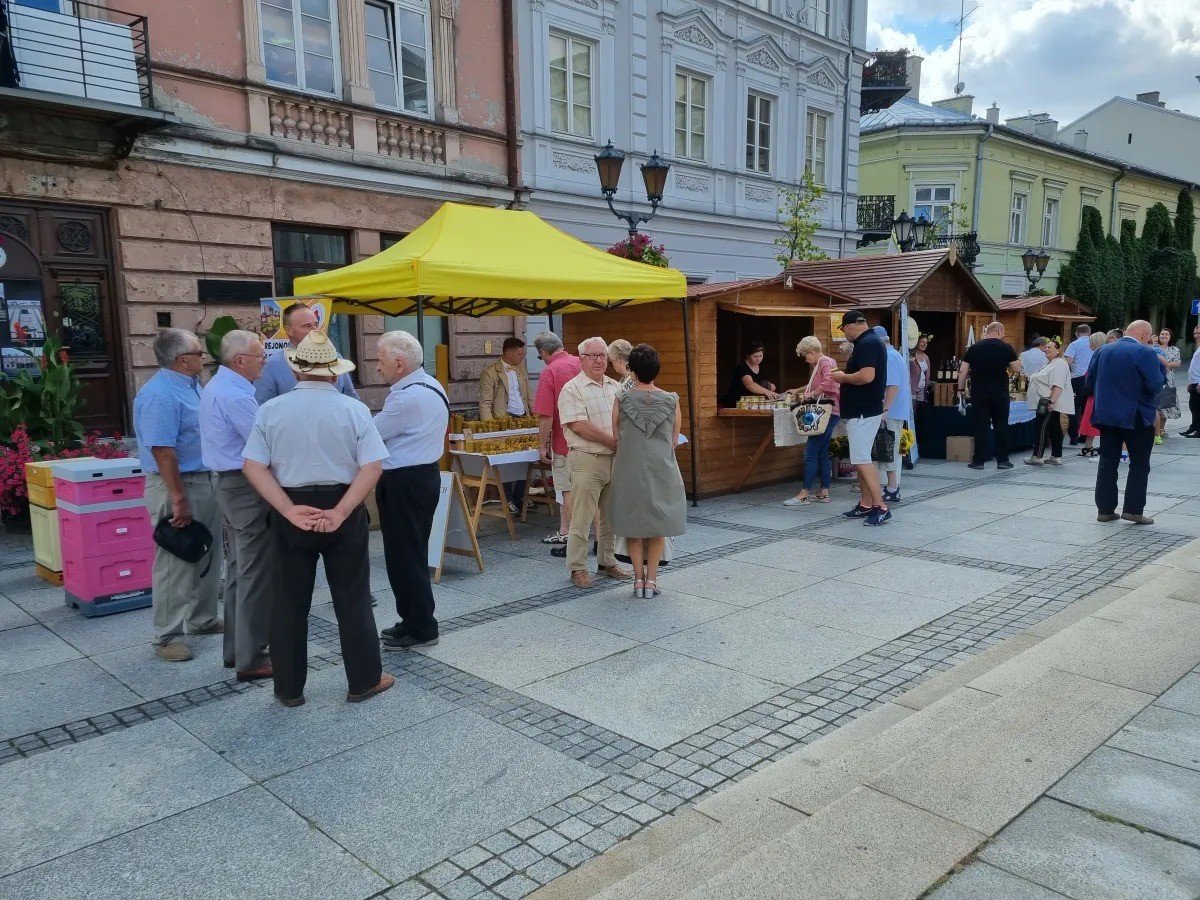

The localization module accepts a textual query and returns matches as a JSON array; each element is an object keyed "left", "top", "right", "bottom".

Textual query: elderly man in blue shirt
[
  {"left": 200, "top": 329, "right": 272, "bottom": 681},
  {"left": 255, "top": 303, "right": 359, "bottom": 403},
  {"left": 873, "top": 325, "right": 912, "bottom": 504},
  {"left": 133, "top": 328, "right": 223, "bottom": 662},
  {"left": 373, "top": 330, "right": 449, "bottom": 651}
]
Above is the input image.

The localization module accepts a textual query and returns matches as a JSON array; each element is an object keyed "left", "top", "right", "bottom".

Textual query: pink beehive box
[
  {"left": 51, "top": 457, "right": 144, "bottom": 507},
  {"left": 62, "top": 545, "right": 154, "bottom": 602},
  {"left": 57, "top": 501, "right": 152, "bottom": 558}
]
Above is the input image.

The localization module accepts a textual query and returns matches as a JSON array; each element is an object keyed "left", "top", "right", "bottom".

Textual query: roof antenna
[{"left": 953, "top": 0, "right": 976, "bottom": 95}]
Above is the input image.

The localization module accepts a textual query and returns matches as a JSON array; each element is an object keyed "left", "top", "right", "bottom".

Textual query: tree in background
[
  {"left": 1173, "top": 189, "right": 1198, "bottom": 337},
  {"left": 1138, "top": 203, "right": 1180, "bottom": 325},
  {"left": 774, "top": 170, "right": 827, "bottom": 268},
  {"left": 1057, "top": 206, "right": 1105, "bottom": 322}
]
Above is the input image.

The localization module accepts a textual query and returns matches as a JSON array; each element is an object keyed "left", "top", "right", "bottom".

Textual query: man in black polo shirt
[
  {"left": 831, "top": 310, "right": 891, "bottom": 526},
  {"left": 958, "top": 321, "right": 1021, "bottom": 470}
]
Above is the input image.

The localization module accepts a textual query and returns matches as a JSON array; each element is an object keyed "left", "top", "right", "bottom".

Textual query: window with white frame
[
  {"left": 1009, "top": 189, "right": 1029, "bottom": 244},
  {"left": 805, "top": 110, "right": 829, "bottom": 185},
  {"left": 548, "top": 32, "right": 593, "bottom": 138},
  {"left": 260, "top": 0, "right": 338, "bottom": 95},
  {"left": 1041, "top": 195, "right": 1060, "bottom": 247},
  {"left": 913, "top": 184, "right": 955, "bottom": 231},
  {"left": 365, "top": 0, "right": 432, "bottom": 115},
  {"left": 806, "top": 0, "right": 831, "bottom": 35},
  {"left": 674, "top": 71, "right": 707, "bottom": 162},
  {"left": 745, "top": 92, "right": 773, "bottom": 174}
]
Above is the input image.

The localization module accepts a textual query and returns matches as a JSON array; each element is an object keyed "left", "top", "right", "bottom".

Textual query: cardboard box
[{"left": 946, "top": 436, "right": 974, "bottom": 462}]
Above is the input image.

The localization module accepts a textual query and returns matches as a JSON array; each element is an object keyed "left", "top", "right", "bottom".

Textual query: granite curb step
[{"left": 530, "top": 537, "right": 1200, "bottom": 900}]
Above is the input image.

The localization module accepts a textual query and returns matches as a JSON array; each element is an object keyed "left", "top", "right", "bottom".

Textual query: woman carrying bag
[
  {"left": 785, "top": 336, "right": 841, "bottom": 505},
  {"left": 1024, "top": 337, "right": 1074, "bottom": 466}
]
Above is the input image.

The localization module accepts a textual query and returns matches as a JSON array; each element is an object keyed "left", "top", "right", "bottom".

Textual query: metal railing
[
  {"left": 862, "top": 49, "right": 908, "bottom": 88},
  {"left": 1, "top": 0, "right": 153, "bottom": 108},
  {"left": 925, "top": 231, "right": 981, "bottom": 269},
  {"left": 857, "top": 194, "right": 896, "bottom": 233}
]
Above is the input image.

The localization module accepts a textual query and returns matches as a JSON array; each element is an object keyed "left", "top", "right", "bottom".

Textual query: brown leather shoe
[
  {"left": 1121, "top": 513, "right": 1154, "bottom": 525},
  {"left": 276, "top": 694, "right": 305, "bottom": 708},
  {"left": 236, "top": 662, "right": 273, "bottom": 682},
  {"left": 155, "top": 641, "right": 193, "bottom": 662},
  {"left": 188, "top": 621, "right": 224, "bottom": 635},
  {"left": 570, "top": 570, "right": 595, "bottom": 589},
  {"left": 599, "top": 564, "right": 633, "bottom": 581},
  {"left": 347, "top": 673, "right": 395, "bottom": 703},
  {"left": 1096, "top": 512, "right": 1119, "bottom": 522}
]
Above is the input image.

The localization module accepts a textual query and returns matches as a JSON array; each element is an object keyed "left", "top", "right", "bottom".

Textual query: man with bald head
[{"left": 1086, "top": 320, "right": 1163, "bottom": 525}]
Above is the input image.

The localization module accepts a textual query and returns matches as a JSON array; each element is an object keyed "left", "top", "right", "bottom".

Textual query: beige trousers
[
  {"left": 145, "top": 471, "right": 222, "bottom": 646},
  {"left": 566, "top": 450, "right": 617, "bottom": 572}
]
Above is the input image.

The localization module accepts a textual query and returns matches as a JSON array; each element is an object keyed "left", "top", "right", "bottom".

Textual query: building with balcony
[
  {"left": 0, "top": 0, "right": 523, "bottom": 430},
  {"left": 515, "top": 0, "right": 870, "bottom": 282},
  {"left": 856, "top": 95, "right": 1200, "bottom": 301}
]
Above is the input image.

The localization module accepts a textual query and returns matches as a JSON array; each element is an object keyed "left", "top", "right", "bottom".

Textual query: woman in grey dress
[{"left": 609, "top": 344, "right": 686, "bottom": 598}]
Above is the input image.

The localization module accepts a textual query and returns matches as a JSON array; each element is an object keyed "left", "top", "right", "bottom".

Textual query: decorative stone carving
[
  {"left": 747, "top": 48, "right": 780, "bottom": 71},
  {"left": 57, "top": 220, "right": 92, "bottom": 253},
  {"left": 268, "top": 96, "right": 353, "bottom": 148},
  {"left": 0, "top": 215, "right": 29, "bottom": 242},
  {"left": 602, "top": 16, "right": 616, "bottom": 34},
  {"left": 552, "top": 151, "right": 594, "bottom": 173},
  {"left": 744, "top": 184, "right": 774, "bottom": 203},
  {"left": 676, "top": 174, "right": 710, "bottom": 193},
  {"left": 735, "top": 61, "right": 747, "bottom": 75},
  {"left": 439, "top": 0, "right": 453, "bottom": 16},
  {"left": 377, "top": 117, "right": 446, "bottom": 164},
  {"left": 674, "top": 24, "right": 714, "bottom": 49},
  {"left": 840, "top": 22, "right": 849, "bottom": 41},
  {"left": 571, "top": 0, "right": 599, "bottom": 8},
  {"left": 807, "top": 69, "right": 835, "bottom": 89},
  {"left": 716, "top": 54, "right": 728, "bottom": 71}
]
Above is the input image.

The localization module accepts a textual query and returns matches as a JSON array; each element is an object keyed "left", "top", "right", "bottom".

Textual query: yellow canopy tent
[
  {"left": 291, "top": 201, "right": 701, "bottom": 503},
  {"left": 292, "top": 202, "right": 686, "bottom": 316}
]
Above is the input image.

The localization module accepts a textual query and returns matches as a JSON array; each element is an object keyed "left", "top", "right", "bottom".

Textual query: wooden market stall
[
  {"left": 563, "top": 274, "right": 854, "bottom": 498},
  {"left": 995, "top": 294, "right": 1096, "bottom": 349}
]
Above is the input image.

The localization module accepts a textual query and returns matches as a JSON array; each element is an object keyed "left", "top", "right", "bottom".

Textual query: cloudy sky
[{"left": 867, "top": 0, "right": 1200, "bottom": 126}]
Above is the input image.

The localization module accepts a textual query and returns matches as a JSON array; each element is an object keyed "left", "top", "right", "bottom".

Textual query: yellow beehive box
[{"left": 25, "top": 460, "right": 62, "bottom": 509}]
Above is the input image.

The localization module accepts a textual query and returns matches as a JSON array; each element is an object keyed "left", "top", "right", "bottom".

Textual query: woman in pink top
[{"left": 785, "top": 336, "right": 842, "bottom": 504}]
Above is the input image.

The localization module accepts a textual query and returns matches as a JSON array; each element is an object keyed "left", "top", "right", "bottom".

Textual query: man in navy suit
[{"left": 1086, "top": 320, "right": 1163, "bottom": 524}]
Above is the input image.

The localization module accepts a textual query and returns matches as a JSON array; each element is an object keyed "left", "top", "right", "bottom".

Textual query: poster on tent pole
[{"left": 259, "top": 297, "right": 333, "bottom": 353}]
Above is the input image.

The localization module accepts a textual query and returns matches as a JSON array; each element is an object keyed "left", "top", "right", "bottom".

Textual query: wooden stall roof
[
  {"left": 686, "top": 274, "right": 858, "bottom": 306},
  {"left": 783, "top": 246, "right": 999, "bottom": 313},
  {"left": 995, "top": 294, "right": 1096, "bottom": 321}
]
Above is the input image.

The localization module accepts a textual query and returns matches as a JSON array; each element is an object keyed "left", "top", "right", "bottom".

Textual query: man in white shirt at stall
[{"left": 1020, "top": 336, "right": 1050, "bottom": 377}]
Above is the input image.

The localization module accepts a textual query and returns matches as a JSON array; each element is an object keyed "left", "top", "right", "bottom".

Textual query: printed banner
[{"left": 259, "top": 297, "right": 332, "bottom": 353}]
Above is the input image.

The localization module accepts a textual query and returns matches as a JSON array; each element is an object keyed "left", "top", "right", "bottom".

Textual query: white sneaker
[
  {"left": 1024, "top": 456, "right": 1043, "bottom": 466},
  {"left": 1045, "top": 457, "right": 1062, "bottom": 466},
  {"left": 782, "top": 496, "right": 809, "bottom": 507}
]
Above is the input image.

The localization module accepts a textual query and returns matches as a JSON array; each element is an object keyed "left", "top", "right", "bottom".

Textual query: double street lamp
[
  {"left": 892, "top": 210, "right": 933, "bottom": 252},
  {"left": 1021, "top": 247, "right": 1052, "bottom": 291},
  {"left": 593, "top": 140, "right": 671, "bottom": 236}
]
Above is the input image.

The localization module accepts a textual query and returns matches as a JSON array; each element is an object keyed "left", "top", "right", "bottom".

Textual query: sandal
[
  {"left": 815, "top": 494, "right": 830, "bottom": 503},
  {"left": 1078, "top": 448, "right": 1091, "bottom": 457},
  {"left": 541, "top": 532, "right": 569, "bottom": 545},
  {"left": 633, "top": 580, "right": 645, "bottom": 599},
  {"left": 645, "top": 580, "right": 659, "bottom": 598}
]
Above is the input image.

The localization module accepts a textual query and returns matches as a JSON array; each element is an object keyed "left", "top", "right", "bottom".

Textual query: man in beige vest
[{"left": 478, "top": 336, "right": 532, "bottom": 512}]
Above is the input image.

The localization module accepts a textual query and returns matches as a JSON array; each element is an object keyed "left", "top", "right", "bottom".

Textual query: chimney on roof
[
  {"left": 985, "top": 102, "right": 999, "bottom": 124},
  {"left": 932, "top": 94, "right": 973, "bottom": 116},
  {"left": 1005, "top": 112, "right": 1058, "bottom": 140},
  {"left": 1136, "top": 90, "right": 1165, "bottom": 107},
  {"left": 904, "top": 55, "right": 923, "bottom": 102},
  {"left": 1073, "top": 129, "right": 1088, "bottom": 150}
]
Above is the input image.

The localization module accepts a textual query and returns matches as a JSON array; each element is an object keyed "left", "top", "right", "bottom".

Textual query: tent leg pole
[
  {"left": 680, "top": 298, "right": 700, "bottom": 507},
  {"left": 416, "top": 296, "right": 426, "bottom": 346}
]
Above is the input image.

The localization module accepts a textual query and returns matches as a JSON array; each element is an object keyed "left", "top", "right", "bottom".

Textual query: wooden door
[{"left": 45, "top": 268, "right": 125, "bottom": 434}]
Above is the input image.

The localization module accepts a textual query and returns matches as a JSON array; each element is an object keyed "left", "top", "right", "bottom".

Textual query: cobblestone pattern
[{"left": 0, "top": 652, "right": 342, "bottom": 764}]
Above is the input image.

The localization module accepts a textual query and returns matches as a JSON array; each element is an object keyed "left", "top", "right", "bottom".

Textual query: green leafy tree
[
  {"left": 775, "top": 170, "right": 827, "bottom": 268},
  {"left": 1057, "top": 206, "right": 1104, "bottom": 316},
  {"left": 1172, "top": 189, "right": 1197, "bottom": 336},
  {"left": 1139, "top": 203, "right": 1179, "bottom": 323}
]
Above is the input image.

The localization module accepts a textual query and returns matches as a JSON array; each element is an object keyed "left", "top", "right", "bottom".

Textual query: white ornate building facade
[{"left": 515, "top": 0, "right": 870, "bottom": 280}]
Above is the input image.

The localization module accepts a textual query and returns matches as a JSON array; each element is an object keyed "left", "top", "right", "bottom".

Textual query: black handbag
[
  {"left": 870, "top": 423, "right": 896, "bottom": 462},
  {"left": 1035, "top": 397, "right": 1052, "bottom": 417},
  {"left": 153, "top": 516, "right": 215, "bottom": 575},
  {"left": 1155, "top": 382, "right": 1177, "bottom": 410}
]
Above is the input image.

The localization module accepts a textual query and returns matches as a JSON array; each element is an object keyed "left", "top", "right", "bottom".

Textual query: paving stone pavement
[{"left": 2, "top": 442, "right": 1199, "bottom": 899}]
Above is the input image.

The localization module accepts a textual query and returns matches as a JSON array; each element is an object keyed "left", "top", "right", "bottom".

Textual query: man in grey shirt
[
  {"left": 255, "top": 304, "right": 359, "bottom": 403},
  {"left": 243, "top": 330, "right": 391, "bottom": 707}
]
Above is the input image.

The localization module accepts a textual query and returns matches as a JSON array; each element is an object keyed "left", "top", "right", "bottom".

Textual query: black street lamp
[
  {"left": 593, "top": 140, "right": 671, "bottom": 236},
  {"left": 1021, "top": 247, "right": 1052, "bottom": 290},
  {"left": 891, "top": 210, "right": 933, "bottom": 252}
]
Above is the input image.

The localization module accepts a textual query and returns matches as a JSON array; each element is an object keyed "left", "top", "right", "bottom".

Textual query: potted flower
[
  {"left": 607, "top": 233, "right": 670, "bottom": 267},
  {"left": 828, "top": 434, "right": 855, "bottom": 479}
]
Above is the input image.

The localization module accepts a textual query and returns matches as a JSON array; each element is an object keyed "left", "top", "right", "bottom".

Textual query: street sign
[{"left": 1191, "top": 298, "right": 1199, "bottom": 316}]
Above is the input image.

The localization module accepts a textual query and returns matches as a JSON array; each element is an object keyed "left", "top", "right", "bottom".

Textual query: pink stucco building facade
[{"left": 0, "top": 0, "right": 523, "bottom": 430}]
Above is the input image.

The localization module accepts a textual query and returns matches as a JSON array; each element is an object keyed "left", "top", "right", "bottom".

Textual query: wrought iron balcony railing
[
  {"left": 857, "top": 194, "right": 895, "bottom": 233},
  {"left": 1, "top": 0, "right": 153, "bottom": 109}
]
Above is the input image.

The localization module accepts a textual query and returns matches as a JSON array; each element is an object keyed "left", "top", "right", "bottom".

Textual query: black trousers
[
  {"left": 1068, "top": 376, "right": 1087, "bottom": 441},
  {"left": 1095, "top": 422, "right": 1155, "bottom": 516},
  {"left": 1187, "top": 384, "right": 1200, "bottom": 433},
  {"left": 971, "top": 393, "right": 1011, "bottom": 465},
  {"left": 377, "top": 464, "right": 440, "bottom": 640},
  {"left": 271, "top": 486, "right": 381, "bottom": 701},
  {"left": 1034, "top": 409, "right": 1064, "bottom": 458}
]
